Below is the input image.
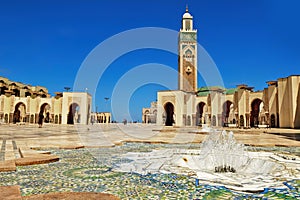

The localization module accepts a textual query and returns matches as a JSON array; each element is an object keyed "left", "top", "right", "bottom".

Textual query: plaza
[
  {"left": 0, "top": 2, "right": 299, "bottom": 199},
  {"left": 0, "top": 123, "right": 299, "bottom": 199}
]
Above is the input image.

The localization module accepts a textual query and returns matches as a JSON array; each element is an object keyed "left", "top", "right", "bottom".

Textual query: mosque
[
  {"left": 0, "top": 76, "right": 111, "bottom": 125},
  {"left": 143, "top": 7, "right": 300, "bottom": 129},
  {"left": 0, "top": 7, "right": 299, "bottom": 128}
]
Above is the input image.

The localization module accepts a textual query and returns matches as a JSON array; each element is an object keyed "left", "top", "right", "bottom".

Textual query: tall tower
[{"left": 178, "top": 6, "right": 197, "bottom": 92}]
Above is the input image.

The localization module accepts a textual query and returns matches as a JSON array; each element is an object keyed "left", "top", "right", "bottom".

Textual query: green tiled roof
[
  {"left": 197, "top": 91, "right": 210, "bottom": 96},
  {"left": 225, "top": 88, "right": 237, "bottom": 95},
  {"left": 197, "top": 86, "right": 237, "bottom": 96}
]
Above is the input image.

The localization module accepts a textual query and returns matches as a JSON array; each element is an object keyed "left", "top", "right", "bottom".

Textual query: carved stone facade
[
  {"left": 0, "top": 76, "right": 94, "bottom": 125},
  {"left": 178, "top": 7, "right": 197, "bottom": 93},
  {"left": 142, "top": 102, "right": 157, "bottom": 124},
  {"left": 91, "top": 112, "right": 111, "bottom": 124}
]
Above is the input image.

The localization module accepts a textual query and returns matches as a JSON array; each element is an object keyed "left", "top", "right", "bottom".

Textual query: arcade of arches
[
  {"left": 142, "top": 102, "right": 157, "bottom": 124},
  {"left": 0, "top": 76, "right": 111, "bottom": 125},
  {"left": 156, "top": 75, "right": 300, "bottom": 128},
  {"left": 154, "top": 8, "right": 300, "bottom": 128}
]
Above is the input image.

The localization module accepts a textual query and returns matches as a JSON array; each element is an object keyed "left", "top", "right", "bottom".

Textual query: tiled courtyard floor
[
  {"left": 0, "top": 123, "right": 299, "bottom": 199},
  {"left": 0, "top": 124, "right": 299, "bottom": 152}
]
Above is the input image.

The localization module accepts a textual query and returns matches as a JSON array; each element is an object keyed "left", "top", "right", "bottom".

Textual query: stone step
[
  {"left": 0, "top": 185, "right": 21, "bottom": 200},
  {"left": 19, "top": 148, "right": 51, "bottom": 158},
  {"left": 0, "top": 160, "right": 16, "bottom": 172},
  {"left": 15, "top": 154, "right": 59, "bottom": 166}
]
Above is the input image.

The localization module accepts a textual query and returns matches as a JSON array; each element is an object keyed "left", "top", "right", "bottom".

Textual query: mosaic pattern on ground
[{"left": 0, "top": 143, "right": 299, "bottom": 199}]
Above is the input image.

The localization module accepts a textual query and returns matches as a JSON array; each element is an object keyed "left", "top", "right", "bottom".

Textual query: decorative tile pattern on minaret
[{"left": 178, "top": 6, "right": 198, "bottom": 92}]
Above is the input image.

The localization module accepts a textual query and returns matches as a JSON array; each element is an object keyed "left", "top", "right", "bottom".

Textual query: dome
[{"left": 183, "top": 12, "right": 192, "bottom": 19}]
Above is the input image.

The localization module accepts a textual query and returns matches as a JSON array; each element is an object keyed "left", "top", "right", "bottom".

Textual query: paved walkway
[
  {"left": 0, "top": 124, "right": 299, "bottom": 199},
  {"left": 0, "top": 124, "right": 299, "bottom": 157},
  {"left": 0, "top": 139, "right": 20, "bottom": 161}
]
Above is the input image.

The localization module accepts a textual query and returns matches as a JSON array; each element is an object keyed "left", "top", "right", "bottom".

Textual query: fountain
[
  {"left": 115, "top": 129, "right": 300, "bottom": 192},
  {"left": 198, "top": 130, "right": 247, "bottom": 173}
]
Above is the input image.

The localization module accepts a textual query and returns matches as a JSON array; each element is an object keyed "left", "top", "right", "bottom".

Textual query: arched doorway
[
  {"left": 4, "top": 114, "right": 8, "bottom": 123},
  {"left": 40, "top": 103, "right": 51, "bottom": 123},
  {"left": 0, "top": 86, "right": 8, "bottom": 95},
  {"left": 143, "top": 110, "right": 150, "bottom": 123},
  {"left": 67, "top": 103, "right": 80, "bottom": 124},
  {"left": 270, "top": 114, "right": 276, "bottom": 128},
  {"left": 164, "top": 102, "right": 174, "bottom": 126},
  {"left": 13, "top": 89, "right": 20, "bottom": 97},
  {"left": 196, "top": 102, "right": 206, "bottom": 126},
  {"left": 13, "top": 102, "right": 26, "bottom": 123},
  {"left": 250, "top": 99, "right": 263, "bottom": 127},
  {"left": 222, "top": 101, "right": 233, "bottom": 126}
]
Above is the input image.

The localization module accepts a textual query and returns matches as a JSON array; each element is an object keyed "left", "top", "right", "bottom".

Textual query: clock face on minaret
[{"left": 178, "top": 8, "right": 197, "bottom": 93}]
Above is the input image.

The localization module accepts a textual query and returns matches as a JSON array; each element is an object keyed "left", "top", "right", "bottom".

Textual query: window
[{"left": 185, "top": 20, "right": 190, "bottom": 30}]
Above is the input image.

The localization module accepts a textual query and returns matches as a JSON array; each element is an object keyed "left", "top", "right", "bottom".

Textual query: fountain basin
[{"left": 115, "top": 130, "right": 300, "bottom": 192}]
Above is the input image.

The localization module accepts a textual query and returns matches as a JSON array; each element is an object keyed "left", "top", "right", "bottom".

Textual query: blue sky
[{"left": 0, "top": 0, "right": 300, "bottom": 121}]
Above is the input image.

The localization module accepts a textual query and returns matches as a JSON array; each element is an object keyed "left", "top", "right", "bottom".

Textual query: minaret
[{"left": 178, "top": 6, "right": 198, "bottom": 92}]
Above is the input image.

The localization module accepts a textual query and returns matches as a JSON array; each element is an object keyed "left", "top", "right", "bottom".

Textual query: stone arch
[
  {"left": 40, "top": 103, "right": 51, "bottom": 123},
  {"left": 184, "top": 48, "right": 193, "bottom": 58},
  {"left": 250, "top": 98, "right": 263, "bottom": 127},
  {"left": 196, "top": 102, "right": 206, "bottom": 126},
  {"left": 143, "top": 109, "right": 150, "bottom": 123},
  {"left": 67, "top": 103, "right": 80, "bottom": 124},
  {"left": 164, "top": 102, "right": 174, "bottom": 126},
  {"left": 25, "top": 91, "right": 31, "bottom": 97},
  {"left": 13, "top": 88, "right": 20, "bottom": 97},
  {"left": 23, "top": 86, "right": 31, "bottom": 97},
  {"left": 9, "top": 82, "right": 17, "bottom": 86},
  {"left": 4, "top": 114, "right": 8, "bottom": 123},
  {"left": 0, "top": 86, "right": 8, "bottom": 95},
  {"left": 13, "top": 102, "right": 26, "bottom": 123},
  {"left": 222, "top": 100, "right": 233, "bottom": 126}
]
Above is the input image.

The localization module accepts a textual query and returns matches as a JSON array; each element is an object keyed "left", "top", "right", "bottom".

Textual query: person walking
[{"left": 38, "top": 111, "right": 44, "bottom": 128}]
